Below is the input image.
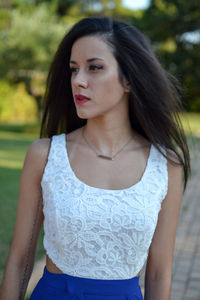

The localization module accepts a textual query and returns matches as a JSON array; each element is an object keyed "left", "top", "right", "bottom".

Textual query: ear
[{"left": 123, "top": 79, "right": 131, "bottom": 93}]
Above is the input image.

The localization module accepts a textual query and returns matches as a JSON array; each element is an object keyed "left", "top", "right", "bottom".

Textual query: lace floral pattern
[{"left": 41, "top": 134, "right": 168, "bottom": 279}]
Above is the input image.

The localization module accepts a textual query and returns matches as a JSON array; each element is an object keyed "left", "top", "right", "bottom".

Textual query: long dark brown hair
[{"left": 40, "top": 16, "right": 190, "bottom": 190}]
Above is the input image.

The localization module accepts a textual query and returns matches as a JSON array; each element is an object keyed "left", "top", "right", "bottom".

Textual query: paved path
[
  {"left": 27, "top": 140, "right": 200, "bottom": 299},
  {"left": 170, "top": 142, "right": 200, "bottom": 300}
]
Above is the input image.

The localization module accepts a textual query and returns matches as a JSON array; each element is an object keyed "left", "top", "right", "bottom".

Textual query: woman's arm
[
  {"left": 0, "top": 138, "right": 51, "bottom": 300},
  {"left": 144, "top": 152, "right": 183, "bottom": 300}
]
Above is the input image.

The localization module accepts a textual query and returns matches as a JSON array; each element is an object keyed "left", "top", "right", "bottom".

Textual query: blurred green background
[
  {"left": 1, "top": 0, "right": 200, "bottom": 121},
  {"left": 0, "top": 0, "right": 200, "bottom": 296}
]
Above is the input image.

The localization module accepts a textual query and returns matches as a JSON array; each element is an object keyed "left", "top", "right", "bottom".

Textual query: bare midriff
[{"left": 46, "top": 255, "right": 141, "bottom": 277}]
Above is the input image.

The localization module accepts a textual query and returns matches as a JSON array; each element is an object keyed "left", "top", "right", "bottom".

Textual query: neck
[{"left": 83, "top": 115, "right": 134, "bottom": 155}]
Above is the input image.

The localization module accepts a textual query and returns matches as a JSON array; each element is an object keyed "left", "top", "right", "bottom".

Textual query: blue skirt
[{"left": 30, "top": 267, "right": 143, "bottom": 299}]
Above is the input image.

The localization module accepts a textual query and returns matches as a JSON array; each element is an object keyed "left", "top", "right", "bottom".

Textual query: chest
[
  {"left": 42, "top": 142, "right": 166, "bottom": 231},
  {"left": 42, "top": 134, "right": 168, "bottom": 228},
  {"left": 43, "top": 169, "right": 162, "bottom": 240},
  {"left": 67, "top": 144, "right": 152, "bottom": 191}
]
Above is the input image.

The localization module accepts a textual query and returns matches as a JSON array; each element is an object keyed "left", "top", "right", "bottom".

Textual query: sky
[{"left": 123, "top": 0, "right": 150, "bottom": 10}]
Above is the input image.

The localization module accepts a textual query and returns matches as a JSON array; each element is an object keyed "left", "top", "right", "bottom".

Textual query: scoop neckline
[{"left": 62, "top": 133, "right": 153, "bottom": 193}]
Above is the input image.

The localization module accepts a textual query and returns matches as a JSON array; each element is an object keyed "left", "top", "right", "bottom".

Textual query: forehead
[{"left": 70, "top": 35, "right": 114, "bottom": 62}]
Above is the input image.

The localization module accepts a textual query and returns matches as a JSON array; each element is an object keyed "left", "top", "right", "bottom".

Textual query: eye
[
  {"left": 89, "top": 65, "right": 103, "bottom": 71},
  {"left": 70, "top": 67, "right": 78, "bottom": 73}
]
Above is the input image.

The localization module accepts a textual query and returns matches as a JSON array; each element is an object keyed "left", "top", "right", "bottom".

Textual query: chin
[
  {"left": 76, "top": 107, "right": 108, "bottom": 120},
  {"left": 76, "top": 110, "right": 90, "bottom": 119}
]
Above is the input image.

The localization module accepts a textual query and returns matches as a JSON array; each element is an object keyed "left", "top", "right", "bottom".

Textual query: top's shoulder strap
[
  {"left": 43, "top": 134, "right": 66, "bottom": 167},
  {"left": 40, "top": 136, "right": 53, "bottom": 175}
]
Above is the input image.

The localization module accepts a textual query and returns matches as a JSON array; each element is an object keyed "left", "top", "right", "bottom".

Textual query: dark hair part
[{"left": 40, "top": 16, "right": 190, "bottom": 189}]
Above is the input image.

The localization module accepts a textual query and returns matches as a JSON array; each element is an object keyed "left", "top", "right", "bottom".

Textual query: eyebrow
[{"left": 69, "top": 57, "right": 104, "bottom": 64}]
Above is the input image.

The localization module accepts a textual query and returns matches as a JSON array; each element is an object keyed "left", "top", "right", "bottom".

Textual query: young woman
[{"left": 0, "top": 16, "right": 190, "bottom": 300}]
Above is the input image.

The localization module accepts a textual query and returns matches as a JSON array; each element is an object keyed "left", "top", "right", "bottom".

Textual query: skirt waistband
[
  {"left": 31, "top": 267, "right": 143, "bottom": 300},
  {"left": 43, "top": 267, "right": 140, "bottom": 291}
]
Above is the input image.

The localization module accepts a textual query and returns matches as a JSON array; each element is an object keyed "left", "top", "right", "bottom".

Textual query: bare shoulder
[
  {"left": 165, "top": 148, "right": 183, "bottom": 195},
  {"left": 166, "top": 148, "right": 183, "bottom": 175},
  {"left": 27, "top": 137, "right": 51, "bottom": 158},
  {"left": 166, "top": 148, "right": 182, "bottom": 163},
  {"left": 22, "top": 137, "right": 51, "bottom": 180}
]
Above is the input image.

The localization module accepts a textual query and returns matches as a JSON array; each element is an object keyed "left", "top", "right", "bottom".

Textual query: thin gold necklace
[{"left": 82, "top": 127, "right": 133, "bottom": 160}]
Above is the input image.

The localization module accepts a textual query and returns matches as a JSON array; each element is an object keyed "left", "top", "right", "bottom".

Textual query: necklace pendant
[{"left": 97, "top": 154, "right": 113, "bottom": 160}]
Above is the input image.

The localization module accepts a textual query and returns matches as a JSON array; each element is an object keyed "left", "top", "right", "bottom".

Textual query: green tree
[
  {"left": 0, "top": 80, "right": 37, "bottom": 123},
  {"left": 0, "top": 0, "right": 141, "bottom": 121},
  {"left": 0, "top": 3, "right": 71, "bottom": 118},
  {"left": 32, "top": 0, "right": 136, "bottom": 20},
  {"left": 135, "top": 0, "right": 200, "bottom": 111},
  {"left": 34, "top": 0, "right": 80, "bottom": 16}
]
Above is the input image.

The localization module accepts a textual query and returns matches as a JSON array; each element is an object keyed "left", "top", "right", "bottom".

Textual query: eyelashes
[
  {"left": 89, "top": 65, "right": 103, "bottom": 71},
  {"left": 70, "top": 65, "right": 104, "bottom": 73}
]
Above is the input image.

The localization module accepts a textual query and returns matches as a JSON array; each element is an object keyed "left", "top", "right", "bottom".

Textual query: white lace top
[{"left": 41, "top": 133, "right": 168, "bottom": 279}]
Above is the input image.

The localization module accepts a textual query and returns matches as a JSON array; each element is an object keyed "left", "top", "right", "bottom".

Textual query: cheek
[
  {"left": 93, "top": 71, "right": 124, "bottom": 97},
  {"left": 101, "top": 75, "right": 124, "bottom": 100}
]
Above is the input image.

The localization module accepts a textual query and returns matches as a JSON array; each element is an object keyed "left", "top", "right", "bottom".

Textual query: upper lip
[{"left": 75, "top": 94, "right": 90, "bottom": 100}]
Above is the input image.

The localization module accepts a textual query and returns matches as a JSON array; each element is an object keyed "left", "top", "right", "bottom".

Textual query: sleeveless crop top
[{"left": 41, "top": 133, "right": 168, "bottom": 279}]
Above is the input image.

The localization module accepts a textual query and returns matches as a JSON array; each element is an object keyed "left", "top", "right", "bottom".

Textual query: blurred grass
[
  {"left": 179, "top": 112, "right": 200, "bottom": 157},
  {"left": 0, "top": 125, "right": 43, "bottom": 284},
  {"left": 179, "top": 112, "right": 200, "bottom": 137},
  {"left": 0, "top": 113, "right": 199, "bottom": 289},
  {"left": 0, "top": 123, "right": 40, "bottom": 134}
]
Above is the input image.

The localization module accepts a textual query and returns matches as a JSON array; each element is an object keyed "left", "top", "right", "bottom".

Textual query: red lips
[{"left": 75, "top": 94, "right": 90, "bottom": 104}]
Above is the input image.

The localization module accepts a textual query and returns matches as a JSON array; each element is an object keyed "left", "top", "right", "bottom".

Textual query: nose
[{"left": 71, "top": 70, "right": 88, "bottom": 89}]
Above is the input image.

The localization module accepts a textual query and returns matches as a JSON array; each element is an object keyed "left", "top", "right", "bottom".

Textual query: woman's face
[{"left": 69, "top": 35, "right": 130, "bottom": 119}]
